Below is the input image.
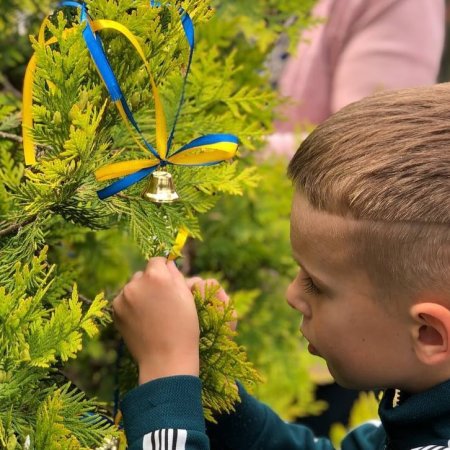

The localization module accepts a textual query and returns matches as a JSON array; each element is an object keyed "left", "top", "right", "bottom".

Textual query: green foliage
[
  {"left": 0, "top": 250, "right": 115, "bottom": 449},
  {"left": 196, "top": 284, "right": 262, "bottom": 422},
  {"left": 5, "top": 255, "right": 73, "bottom": 367},
  {"left": 9, "top": 0, "right": 273, "bottom": 258},
  {"left": 34, "top": 384, "right": 115, "bottom": 449},
  {"left": 0, "top": 0, "right": 52, "bottom": 90},
  {"left": 213, "top": 0, "right": 317, "bottom": 50},
  {"left": 203, "top": 0, "right": 318, "bottom": 91}
]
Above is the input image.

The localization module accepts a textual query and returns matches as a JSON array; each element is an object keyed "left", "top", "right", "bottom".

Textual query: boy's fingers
[
  {"left": 131, "top": 271, "right": 144, "bottom": 281},
  {"left": 216, "top": 287, "right": 230, "bottom": 304},
  {"left": 112, "top": 290, "right": 125, "bottom": 318},
  {"left": 187, "top": 278, "right": 219, "bottom": 296},
  {"left": 144, "top": 257, "right": 168, "bottom": 274},
  {"left": 186, "top": 276, "right": 203, "bottom": 291},
  {"left": 186, "top": 278, "right": 230, "bottom": 301},
  {"left": 166, "top": 260, "right": 188, "bottom": 286}
]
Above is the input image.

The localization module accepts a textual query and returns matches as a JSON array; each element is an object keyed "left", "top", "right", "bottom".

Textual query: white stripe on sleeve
[
  {"left": 162, "top": 429, "right": 167, "bottom": 450},
  {"left": 143, "top": 429, "right": 187, "bottom": 450},
  {"left": 156, "top": 429, "right": 160, "bottom": 450},
  {"left": 175, "top": 429, "right": 187, "bottom": 450},
  {"left": 143, "top": 432, "right": 153, "bottom": 450}
]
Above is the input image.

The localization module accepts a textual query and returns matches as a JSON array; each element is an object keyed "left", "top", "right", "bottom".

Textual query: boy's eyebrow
[{"left": 292, "top": 253, "right": 309, "bottom": 271}]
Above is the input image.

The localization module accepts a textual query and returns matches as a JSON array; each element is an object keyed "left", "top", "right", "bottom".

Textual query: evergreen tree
[{"left": 0, "top": 0, "right": 317, "bottom": 448}]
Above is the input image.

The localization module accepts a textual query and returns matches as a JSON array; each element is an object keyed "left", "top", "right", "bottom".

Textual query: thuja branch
[
  {"left": 0, "top": 131, "right": 24, "bottom": 144},
  {"left": 0, "top": 131, "right": 52, "bottom": 151},
  {"left": 0, "top": 215, "right": 38, "bottom": 238},
  {"left": 0, "top": 74, "right": 22, "bottom": 99},
  {"left": 77, "top": 291, "right": 93, "bottom": 305}
]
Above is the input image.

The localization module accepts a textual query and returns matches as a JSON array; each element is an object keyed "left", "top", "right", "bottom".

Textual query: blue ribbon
[
  {"left": 97, "top": 167, "right": 157, "bottom": 200},
  {"left": 61, "top": 1, "right": 161, "bottom": 159}
]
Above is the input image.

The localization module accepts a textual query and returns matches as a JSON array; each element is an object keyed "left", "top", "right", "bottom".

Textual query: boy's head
[{"left": 286, "top": 84, "right": 450, "bottom": 392}]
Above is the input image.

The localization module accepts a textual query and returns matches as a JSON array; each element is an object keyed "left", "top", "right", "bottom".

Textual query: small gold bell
[{"left": 141, "top": 169, "right": 179, "bottom": 203}]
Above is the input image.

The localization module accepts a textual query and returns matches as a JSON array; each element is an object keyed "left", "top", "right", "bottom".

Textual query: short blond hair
[{"left": 288, "top": 84, "right": 450, "bottom": 302}]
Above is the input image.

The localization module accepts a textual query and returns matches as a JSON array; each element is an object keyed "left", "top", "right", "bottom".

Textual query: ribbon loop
[{"left": 22, "top": 1, "right": 239, "bottom": 199}]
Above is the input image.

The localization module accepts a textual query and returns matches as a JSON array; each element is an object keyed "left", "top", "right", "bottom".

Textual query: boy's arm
[
  {"left": 207, "top": 383, "right": 386, "bottom": 450},
  {"left": 113, "top": 258, "right": 206, "bottom": 449},
  {"left": 122, "top": 376, "right": 330, "bottom": 450},
  {"left": 115, "top": 260, "right": 384, "bottom": 449},
  {"left": 121, "top": 375, "right": 384, "bottom": 450},
  {"left": 121, "top": 376, "right": 209, "bottom": 450},
  {"left": 207, "top": 382, "right": 333, "bottom": 450},
  {"left": 113, "top": 258, "right": 200, "bottom": 384}
]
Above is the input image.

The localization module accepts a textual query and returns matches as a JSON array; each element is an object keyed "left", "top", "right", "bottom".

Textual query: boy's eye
[{"left": 301, "top": 274, "right": 321, "bottom": 296}]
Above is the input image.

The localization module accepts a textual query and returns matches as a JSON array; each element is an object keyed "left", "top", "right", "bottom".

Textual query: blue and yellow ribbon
[{"left": 22, "top": 1, "right": 239, "bottom": 200}]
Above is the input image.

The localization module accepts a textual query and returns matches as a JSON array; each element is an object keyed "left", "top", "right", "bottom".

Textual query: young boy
[{"left": 113, "top": 83, "right": 450, "bottom": 450}]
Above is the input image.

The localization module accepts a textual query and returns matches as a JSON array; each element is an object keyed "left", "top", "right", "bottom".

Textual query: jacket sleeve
[
  {"left": 121, "top": 377, "right": 385, "bottom": 450},
  {"left": 121, "top": 376, "right": 209, "bottom": 450},
  {"left": 207, "top": 382, "right": 335, "bottom": 450}
]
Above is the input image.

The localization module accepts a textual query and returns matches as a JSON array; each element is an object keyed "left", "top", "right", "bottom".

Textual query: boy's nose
[
  {"left": 285, "top": 281, "right": 296, "bottom": 308},
  {"left": 285, "top": 282, "right": 312, "bottom": 319},
  {"left": 294, "top": 299, "right": 312, "bottom": 319}
]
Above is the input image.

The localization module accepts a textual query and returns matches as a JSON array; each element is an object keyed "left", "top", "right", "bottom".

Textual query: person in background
[{"left": 269, "top": 0, "right": 446, "bottom": 157}]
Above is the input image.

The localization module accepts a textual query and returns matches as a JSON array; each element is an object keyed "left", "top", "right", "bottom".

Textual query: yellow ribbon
[{"left": 168, "top": 227, "right": 189, "bottom": 261}]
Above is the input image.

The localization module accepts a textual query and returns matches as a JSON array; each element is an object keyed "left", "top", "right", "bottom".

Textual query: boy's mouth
[
  {"left": 300, "top": 329, "right": 320, "bottom": 356},
  {"left": 307, "top": 342, "right": 320, "bottom": 356}
]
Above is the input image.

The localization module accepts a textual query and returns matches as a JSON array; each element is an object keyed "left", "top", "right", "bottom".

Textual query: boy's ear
[{"left": 410, "top": 303, "right": 450, "bottom": 365}]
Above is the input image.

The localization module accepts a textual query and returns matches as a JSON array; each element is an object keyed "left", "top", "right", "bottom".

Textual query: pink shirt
[{"left": 270, "top": 0, "right": 445, "bottom": 155}]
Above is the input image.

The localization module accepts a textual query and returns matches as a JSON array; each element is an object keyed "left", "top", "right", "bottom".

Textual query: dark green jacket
[{"left": 122, "top": 376, "right": 450, "bottom": 450}]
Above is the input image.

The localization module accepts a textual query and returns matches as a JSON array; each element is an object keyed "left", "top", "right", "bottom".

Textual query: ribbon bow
[{"left": 22, "top": 1, "right": 239, "bottom": 200}]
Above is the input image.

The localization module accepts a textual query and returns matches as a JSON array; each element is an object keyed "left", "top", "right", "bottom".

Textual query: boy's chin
[{"left": 327, "top": 366, "right": 378, "bottom": 391}]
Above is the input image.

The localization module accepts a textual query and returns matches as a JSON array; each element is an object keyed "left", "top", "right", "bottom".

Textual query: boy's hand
[
  {"left": 113, "top": 257, "right": 200, "bottom": 385},
  {"left": 186, "top": 277, "right": 237, "bottom": 332}
]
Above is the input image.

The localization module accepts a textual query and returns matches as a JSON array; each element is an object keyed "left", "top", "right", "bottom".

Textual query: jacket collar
[{"left": 379, "top": 379, "right": 450, "bottom": 450}]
